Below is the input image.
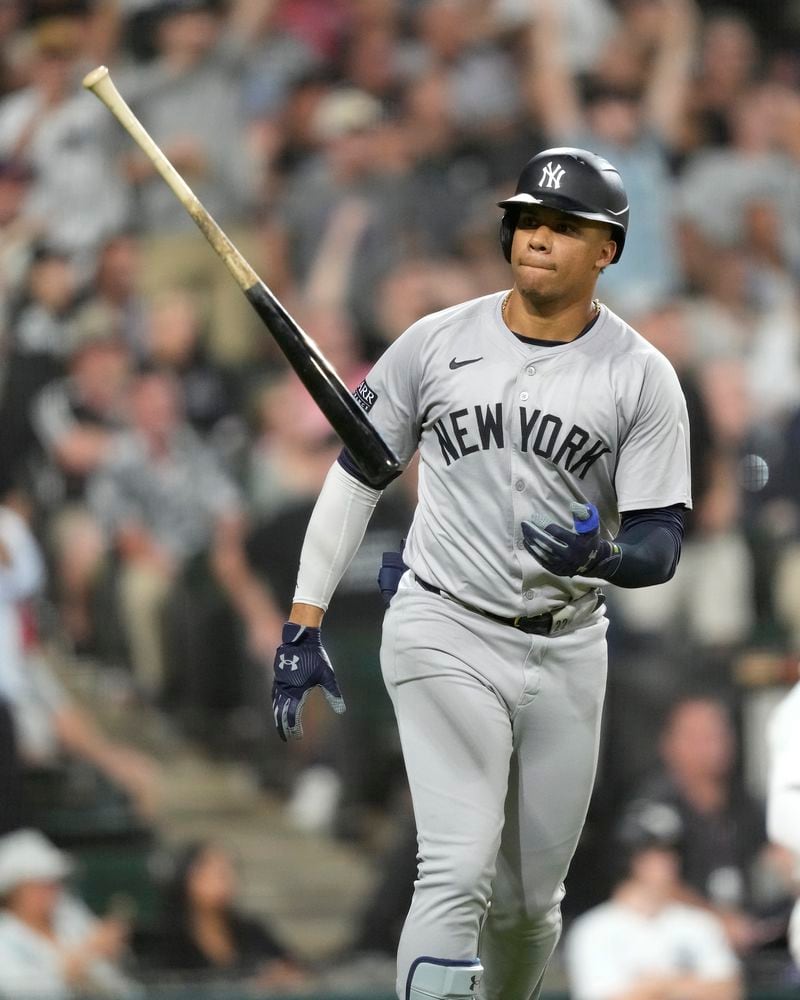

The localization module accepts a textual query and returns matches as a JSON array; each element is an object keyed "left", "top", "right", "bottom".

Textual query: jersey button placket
[{"left": 513, "top": 362, "right": 535, "bottom": 586}]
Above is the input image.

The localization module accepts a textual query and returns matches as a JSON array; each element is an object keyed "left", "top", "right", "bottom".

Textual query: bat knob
[{"left": 82, "top": 66, "right": 109, "bottom": 91}]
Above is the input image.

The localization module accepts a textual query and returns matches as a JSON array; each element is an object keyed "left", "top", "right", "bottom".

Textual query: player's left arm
[
  {"left": 596, "top": 503, "right": 685, "bottom": 587},
  {"left": 521, "top": 501, "right": 684, "bottom": 588},
  {"left": 523, "top": 349, "right": 691, "bottom": 588}
]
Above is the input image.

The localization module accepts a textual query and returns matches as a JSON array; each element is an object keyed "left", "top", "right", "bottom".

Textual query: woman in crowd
[{"left": 156, "top": 839, "right": 305, "bottom": 989}]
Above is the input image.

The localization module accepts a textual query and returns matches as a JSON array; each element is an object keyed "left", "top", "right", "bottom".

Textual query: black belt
[{"left": 414, "top": 576, "right": 602, "bottom": 635}]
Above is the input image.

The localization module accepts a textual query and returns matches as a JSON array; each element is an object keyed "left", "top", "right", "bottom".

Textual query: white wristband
[{"left": 293, "top": 462, "right": 382, "bottom": 612}]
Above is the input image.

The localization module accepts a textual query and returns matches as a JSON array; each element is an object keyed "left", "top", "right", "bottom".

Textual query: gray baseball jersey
[{"left": 356, "top": 290, "right": 691, "bottom": 618}]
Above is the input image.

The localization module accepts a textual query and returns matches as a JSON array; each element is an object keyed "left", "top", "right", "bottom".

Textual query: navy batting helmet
[{"left": 498, "top": 147, "right": 629, "bottom": 264}]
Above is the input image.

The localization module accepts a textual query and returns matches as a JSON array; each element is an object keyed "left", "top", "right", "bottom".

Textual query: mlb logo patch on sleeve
[{"left": 354, "top": 379, "right": 378, "bottom": 413}]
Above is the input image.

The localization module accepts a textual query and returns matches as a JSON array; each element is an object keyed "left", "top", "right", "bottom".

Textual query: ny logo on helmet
[{"left": 539, "top": 161, "right": 565, "bottom": 190}]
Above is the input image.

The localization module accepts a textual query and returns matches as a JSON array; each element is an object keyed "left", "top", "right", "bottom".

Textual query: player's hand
[
  {"left": 521, "top": 502, "right": 615, "bottom": 577},
  {"left": 272, "top": 623, "right": 345, "bottom": 742}
]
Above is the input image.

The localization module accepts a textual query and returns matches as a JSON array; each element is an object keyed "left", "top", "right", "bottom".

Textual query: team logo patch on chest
[{"left": 431, "top": 403, "right": 610, "bottom": 479}]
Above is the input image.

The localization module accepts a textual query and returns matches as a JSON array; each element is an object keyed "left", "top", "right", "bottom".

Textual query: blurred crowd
[{"left": 2, "top": 0, "right": 800, "bottom": 996}]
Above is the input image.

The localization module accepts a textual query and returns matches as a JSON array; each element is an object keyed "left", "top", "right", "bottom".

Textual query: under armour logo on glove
[
  {"left": 277, "top": 653, "right": 300, "bottom": 671},
  {"left": 271, "top": 623, "right": 346, "bottom": 742},
  {"left": 521, "top": 501, "right": 619, "bottom": 579}
]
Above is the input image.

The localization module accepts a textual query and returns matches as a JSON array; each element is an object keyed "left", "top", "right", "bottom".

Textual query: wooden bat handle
[{"left": 82, "top": 65, "right": 258, "bottom": 292}]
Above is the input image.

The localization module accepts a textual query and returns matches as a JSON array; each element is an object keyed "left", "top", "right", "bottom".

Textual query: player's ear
[{"left": 595, "top": 237, "right": 616, "bottom": 271}]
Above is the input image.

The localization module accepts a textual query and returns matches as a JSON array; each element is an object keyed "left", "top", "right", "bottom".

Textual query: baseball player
[
  {"left": 272, "top": 148, "right": 692, "bottom": 1000},
  {"left": 766, "top": 671, "right": 800, "bottom": 970}
]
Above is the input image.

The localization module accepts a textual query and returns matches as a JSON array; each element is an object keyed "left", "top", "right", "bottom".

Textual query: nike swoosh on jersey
[{"left": 449, "top": 356, "right": 483, "bottom": 370}]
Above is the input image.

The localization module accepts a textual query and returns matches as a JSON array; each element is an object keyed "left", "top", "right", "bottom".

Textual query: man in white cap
[{"left": 0, "top": 829, "right": 137, "bottom": 998}]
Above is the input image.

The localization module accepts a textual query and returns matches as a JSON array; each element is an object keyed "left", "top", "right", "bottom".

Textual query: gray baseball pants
[{"left": 381, "top": 574, "right": 609, "bottom": 1000}]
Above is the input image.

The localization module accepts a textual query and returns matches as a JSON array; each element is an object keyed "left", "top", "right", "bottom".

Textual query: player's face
[{"left": 510, "top": 207, "right": 617, "bottom": 307}]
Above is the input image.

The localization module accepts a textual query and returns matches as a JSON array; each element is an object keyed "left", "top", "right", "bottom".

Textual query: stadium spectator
[
  {"left": 154, "top": 839, "right": 304, "bottom": 988},
  {"left": 0, "top": 246, "right": 79, "bottom": 485},
  {"left": 678, "top": 81, "right": 800, "bottom": 283},
  {"left": 0, "top": 699, "right": 22, "bottom": 837},
  {"left": 617, "top": 696, "right": 787, "bottom": 956},
  {"left": 118, "top": 0, "right": 260, "bottom": 364},
  {"left": 265, "top": 85, "right": 409, "bottom": 334},
  {"left": 393, "top": 67, "right": 523, "bottom": 262},
  {"left": 565, "top": 824, "right": 742, "bottom": 1000},
  {"left": 269, "top": 0, "right": 349, "bottom": 62},
  {"left": 30, "top": 319, "right": 132, "bottom": 650},
  {"left": 0, "top": 475, "right": 160, "bottom": 820},
  {"left": 0, "top": 828, "right": 137, "bottom": 999},
  {"left": 29, "top": 316, "right": 132, "bottom": 504},
  {"left": 338, "top": 13, "right": 403, "bottom": 107},
  {"left": 89, "top": 368, "right": 279, "bottom": 730},
  {"left": 235, "top": 0, "right": 318, "bottom": 121},
  {"left": 527, "top": 0, "right": 698, "bottom": 313},
  {"left": 119, "top": 0, "right": 254, "bottom": 237},
  {"left": 0, "top": 475, "right": 42, "bottom": 835},
  {"left": 690, "top": 10, "right": 762, "bottom": 147},
  {"left": 77, "top": 233, "right": 150, "bottom": 362},
  {"left": 144, "top": 289, "right": 239, "bottom": 438},
  {"left": 0, "top": 14, "right": 130, "bottom": 270},
  {"left": 411, "top": 0, "right": 521, "bottom": 133},
  {"left": 0, "top": 0, "right": 24, "bottom": 99},
  {"left": 608, "top": 306, "right": 754, "bottom": 654},
  {"left": 8, "top": 245, "right": 77, "bottom": 363},
  {"left": 494, "top": 0, "right": 618, "bottom": 77},
  {"left": 0, "top": 156, "right": 39, "bottom": 328},
  {"left": 253, "top": 66, "right": 334, "bottom": 198}
]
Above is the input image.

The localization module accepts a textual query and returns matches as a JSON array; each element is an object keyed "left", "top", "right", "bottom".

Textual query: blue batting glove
[
  {"left": 272, "top": 623, "right": 345, "bottom": 742},
  {"left": 521, "top": 502, "right": 613, "bottom": 578}
]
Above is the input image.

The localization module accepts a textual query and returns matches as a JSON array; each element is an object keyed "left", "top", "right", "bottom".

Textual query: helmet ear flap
[{"left": 500, "top": 210, "right": 515, "bottom": 262}]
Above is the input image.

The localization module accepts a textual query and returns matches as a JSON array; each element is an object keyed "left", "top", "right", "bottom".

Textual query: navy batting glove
[
  {"left": 521, "top": 502, "right": 619, "bottom": 578},
  {"left": 272, "top": 623, "right": 345, "bottom": 742}
]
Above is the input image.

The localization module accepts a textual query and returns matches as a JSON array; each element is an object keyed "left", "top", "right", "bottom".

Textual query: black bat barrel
[{"left": 245, "top": 282, "right": 401, "bottom": 490}]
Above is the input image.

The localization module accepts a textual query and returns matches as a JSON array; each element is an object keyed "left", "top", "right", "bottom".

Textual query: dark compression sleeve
[{"left": 600, "top": 504, "right": 685, "bottom": 589}]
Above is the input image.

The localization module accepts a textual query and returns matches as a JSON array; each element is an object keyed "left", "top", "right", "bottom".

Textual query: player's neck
[{"left": 502, "top": 288, "right": 599, "bottom": 343}]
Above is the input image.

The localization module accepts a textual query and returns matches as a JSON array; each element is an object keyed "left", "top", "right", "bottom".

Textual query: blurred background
[{"left": 1, "top": 0, "right": 800, "bottom": 997}]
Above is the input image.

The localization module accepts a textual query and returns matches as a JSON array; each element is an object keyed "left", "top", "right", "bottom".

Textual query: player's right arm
[
  {"left": 271, "top": 322, "right": 424, "bottom": 740},
  {"left": 271, "top": 462, "right": 383, "bottom": 740}
]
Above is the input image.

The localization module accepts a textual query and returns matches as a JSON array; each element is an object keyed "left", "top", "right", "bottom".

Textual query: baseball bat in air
[{"left": 82, "top": 66, "right": 401, "bottom": 490}]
